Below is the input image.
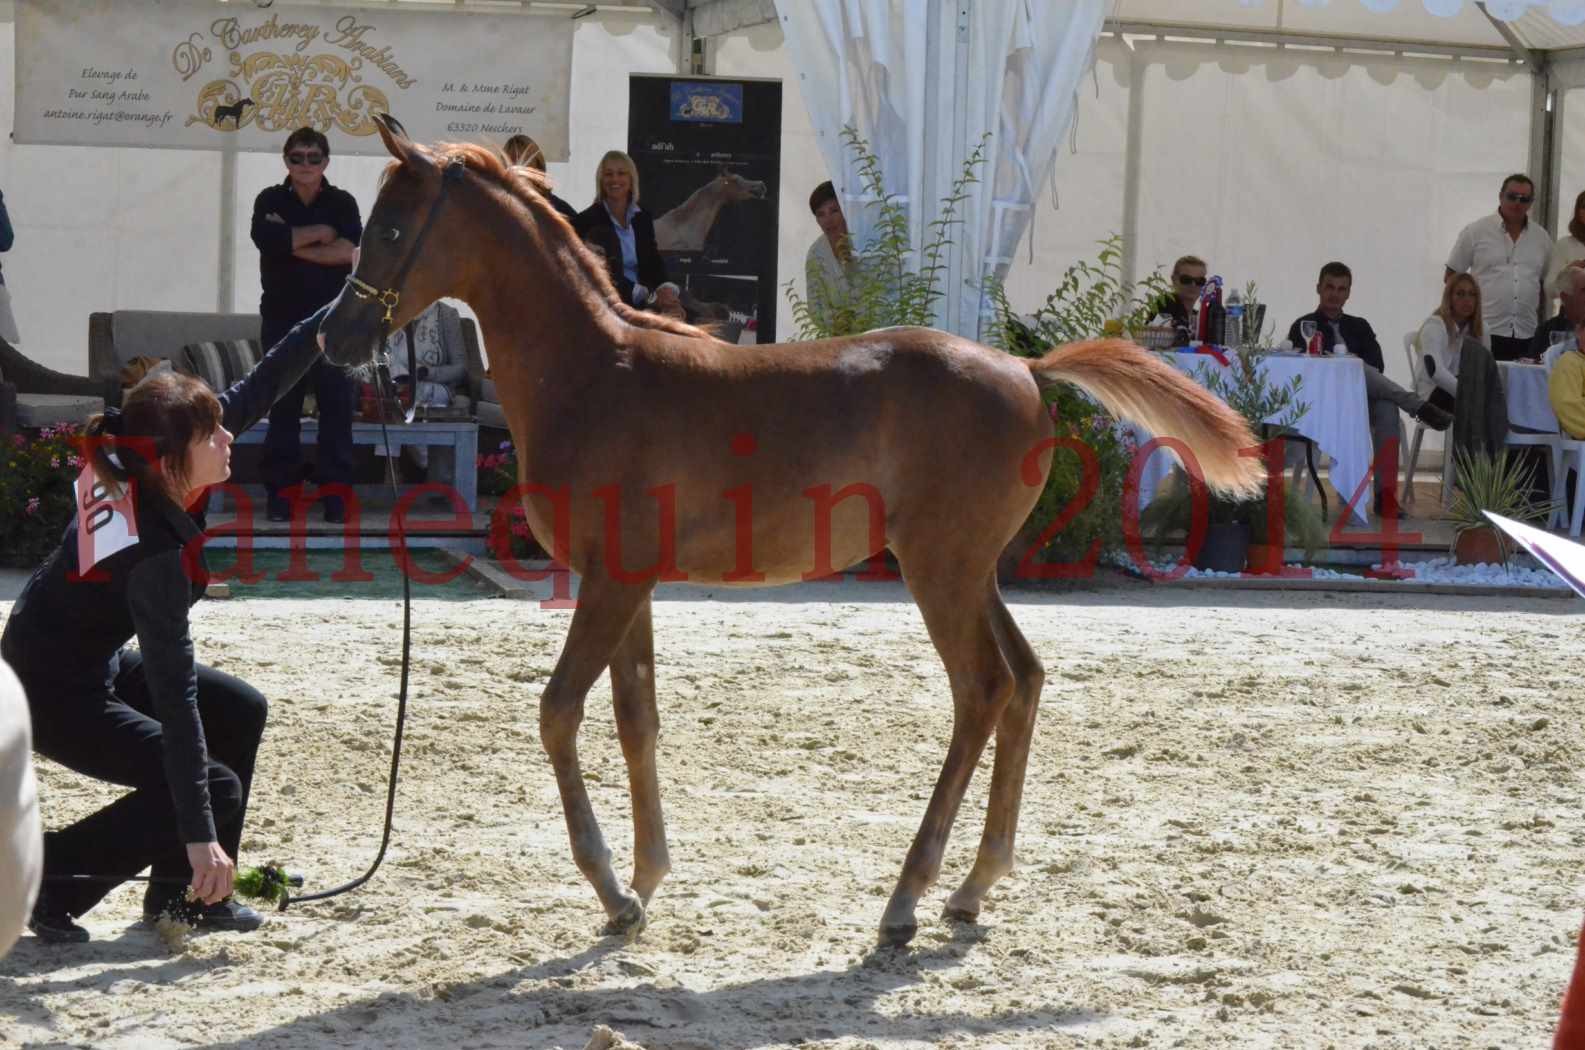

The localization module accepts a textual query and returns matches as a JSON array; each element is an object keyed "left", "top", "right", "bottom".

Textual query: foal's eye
[{"left": 379, "top": 225, "right": 402, "bottom": 242}]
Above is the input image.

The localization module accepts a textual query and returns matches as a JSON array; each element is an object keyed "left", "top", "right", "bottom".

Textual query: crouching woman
[{"left": 0, "top": 307, "right": 332, "bottom": 942}]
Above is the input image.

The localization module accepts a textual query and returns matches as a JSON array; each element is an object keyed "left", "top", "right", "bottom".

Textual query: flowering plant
[
  {"left": 0, "top": 425, "right": 84, "bottom": 568},
  {"left": 477, "top": 439, "right": 517, "bottom": 498},
  {"left": 477, "top": 439, "right": 544, "bottom": 562}
]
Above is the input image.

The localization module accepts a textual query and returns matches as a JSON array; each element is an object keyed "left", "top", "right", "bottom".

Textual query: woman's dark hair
[
  {"left": 1569, "top": 190, "right": 1585, "bottom": 243},
  {"left": 809, "top": 180, "right": 838, "bottom": 214},
  {"left": 84, "top": 372, "right": 221, "bottom": 502},
  {"left": 283, "top": 126, "right": 330, "bottom": 158}
]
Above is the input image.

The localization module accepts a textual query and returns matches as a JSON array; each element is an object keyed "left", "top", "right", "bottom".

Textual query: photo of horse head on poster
[{"left": 653, "top": 169, "right": 768, "bottom": 254}]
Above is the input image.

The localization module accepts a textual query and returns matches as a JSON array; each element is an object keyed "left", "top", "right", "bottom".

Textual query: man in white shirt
[
  {"left": 1446, "top": 174, "right": 1551, "bottom": 362},
  {"left": 0, "top": 659, "right": 41, "bottom": 957},
  {"left": 804, "top": 181, "right": 858, "bottom": 333}
]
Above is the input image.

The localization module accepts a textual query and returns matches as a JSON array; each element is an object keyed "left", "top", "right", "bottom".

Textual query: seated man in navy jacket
[{"left": 1286, "top": 261, "right": 1452, "bottom": 515}]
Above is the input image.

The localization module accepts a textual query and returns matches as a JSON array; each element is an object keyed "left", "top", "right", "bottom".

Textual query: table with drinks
[{"left": 1131, "top": 345, "right": 1376, "bottom": 525}]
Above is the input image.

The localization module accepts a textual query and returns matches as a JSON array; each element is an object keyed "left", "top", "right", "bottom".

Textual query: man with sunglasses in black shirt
[
  {"left": 250, "top": 127, "right": 363, "bottom": 524},
  {"left": 1149, "top": 254, "right": 1208, "bottom": 344}
]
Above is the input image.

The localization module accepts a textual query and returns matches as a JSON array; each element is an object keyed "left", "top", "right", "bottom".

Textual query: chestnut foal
[{"left": 322, "top": 114, "right": 1261, "bottom": 946}]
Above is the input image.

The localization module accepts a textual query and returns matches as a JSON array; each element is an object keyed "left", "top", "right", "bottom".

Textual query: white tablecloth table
[
  {"left": 1499, "top": 361, "right": 1559, "bottom": 433},
  {"left": 1132, "top": 350, "right": 1374, "bottom": 524}
]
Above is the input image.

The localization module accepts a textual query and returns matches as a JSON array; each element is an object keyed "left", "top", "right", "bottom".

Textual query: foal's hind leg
[
  {"left": 881, "top": 566, "right": 1013, "bottom": 946},
  {"left": 944, "top": 583, "right": 1044, "bottom": 923},
  {"left": 539, "top": 574, "right": 654, "bottom": 935},
  {"left": 608, "top": 596, "right": 670, "bottom": 905}
]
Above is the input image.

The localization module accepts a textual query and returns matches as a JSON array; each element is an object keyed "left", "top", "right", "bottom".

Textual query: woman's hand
[{"left": 186, "top": 841, "right": 235, "bottom": 905}]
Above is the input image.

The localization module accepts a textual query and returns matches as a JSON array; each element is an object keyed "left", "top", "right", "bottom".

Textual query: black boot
[{"left": 29, "top": 892, "right": 89, "bottom": 943}]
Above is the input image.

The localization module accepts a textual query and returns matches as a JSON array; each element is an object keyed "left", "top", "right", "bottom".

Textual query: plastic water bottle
[{"left": 1224, "top": 289, "right": 1244, "bottom": 349}]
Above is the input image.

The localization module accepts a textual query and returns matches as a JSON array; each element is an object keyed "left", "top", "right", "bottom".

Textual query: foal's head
[{"left": 321, "top": 113, "right": 482, "bottom": 370}]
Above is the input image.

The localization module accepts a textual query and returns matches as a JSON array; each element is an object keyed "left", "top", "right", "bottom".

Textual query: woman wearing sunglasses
[{"left": 1148, "top": 254, "right": 1208, "bottom": 345}]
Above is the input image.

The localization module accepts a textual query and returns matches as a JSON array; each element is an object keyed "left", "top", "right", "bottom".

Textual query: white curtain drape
[{"left": 774, "top": 0, "right": 1106, "bottom": 338}]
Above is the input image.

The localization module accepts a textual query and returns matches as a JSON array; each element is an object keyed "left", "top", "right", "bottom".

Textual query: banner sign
[
  {"left": 629, "top": 75, "right": 782, "bottom": 344},
  {"left": 14, "top": 0, "right": 574, "bottom": 157}
]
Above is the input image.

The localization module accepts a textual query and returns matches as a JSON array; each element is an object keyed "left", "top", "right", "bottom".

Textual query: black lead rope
[
  {"left": 282, "top": 366, "right": 412, "bottom": 912},
  {"left": 287, "top": 161, "right": 466, "bottom": 909}
]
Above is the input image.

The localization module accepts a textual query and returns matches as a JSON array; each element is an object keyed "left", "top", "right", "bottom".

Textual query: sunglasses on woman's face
[
  {"left": 287, "top": 152, "right": 325, "bottom": 166},
  {"left": 1176, "top": 274, "right": 1208, "bottom": 287},
  {"left": 1504, "top": 192, "right": 1534, "bottom": 205}
]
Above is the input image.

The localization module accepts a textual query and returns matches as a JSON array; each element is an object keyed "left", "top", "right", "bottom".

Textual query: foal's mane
[{"left": 383, "top": 142, "right": 714, "bottom": 342}]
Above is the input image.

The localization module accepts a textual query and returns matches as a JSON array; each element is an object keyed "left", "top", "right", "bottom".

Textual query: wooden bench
[{"left": 208, "top": 419, "right": 480, "bottom": 513}]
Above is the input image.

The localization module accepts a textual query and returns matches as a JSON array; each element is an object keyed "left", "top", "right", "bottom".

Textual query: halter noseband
[
  {"left": 345, "top": 275, "right": 401, "bottom": 326},
  {"left": 344, "top": 156, "right": 467, "bottom": 330}
]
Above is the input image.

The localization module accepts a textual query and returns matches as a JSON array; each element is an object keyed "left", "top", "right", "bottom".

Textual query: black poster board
[{"left": 627, "top": 75, "right": 782, "bottom": 344}]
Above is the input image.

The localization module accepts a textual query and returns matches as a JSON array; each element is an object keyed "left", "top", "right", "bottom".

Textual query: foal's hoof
[
  {"left": 941, "top": 903, "right": 980, "bottom": 925},
  {"left": 878, "top": 921, "right": 917, "bottom": 948},
  {"left": 601, "top": 894, "right": 647, "bottom": 939}
]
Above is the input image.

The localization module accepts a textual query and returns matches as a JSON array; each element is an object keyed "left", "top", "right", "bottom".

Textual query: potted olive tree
[{"left": 1138, "top": 342, "right": 1321, "bottom": 573}]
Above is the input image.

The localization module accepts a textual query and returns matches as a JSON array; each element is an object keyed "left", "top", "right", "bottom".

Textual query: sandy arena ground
[{"left": 1, "top": 578, "right": 1581, "bottom": 1049}]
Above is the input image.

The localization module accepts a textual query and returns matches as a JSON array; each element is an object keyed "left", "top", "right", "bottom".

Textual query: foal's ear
[{"left": 373, "top": 112, "right": 421, "bottom": 167}]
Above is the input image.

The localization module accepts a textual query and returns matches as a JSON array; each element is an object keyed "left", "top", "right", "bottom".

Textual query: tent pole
[
  {"left": 1476, "top": 3, "right": 1553, "bottom": 227},
  {"left": 1120, "top": 52, "right": 1144, "bottom": 293},
  {"left": 1541, "top": 68, "right": 1559, "bottom": 235},
  {"left": 945, "top": 1, "right": 971, "bottom": 337},
  {"left": 219, "top": 146, "right": 236, "bottom": 314}
]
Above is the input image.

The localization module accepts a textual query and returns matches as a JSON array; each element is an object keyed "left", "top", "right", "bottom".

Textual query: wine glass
[
  {"left": 1298, "top": 319, "right": 1317, "bottom": 353},
  {"left": 1547, "top": 328, "right": 1573, "bottom": 367}
]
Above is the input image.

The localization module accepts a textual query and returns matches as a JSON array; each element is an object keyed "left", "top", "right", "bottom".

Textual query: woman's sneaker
[
  {"left": 29, "top": 894, "right": 89, "bottom": 943},
  {"left": 143, "top": 892, "right": 263, "bottom": 932}
]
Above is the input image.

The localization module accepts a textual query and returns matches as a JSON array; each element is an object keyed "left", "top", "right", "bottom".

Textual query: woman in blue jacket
[{"left": 0, "top": 307, "right": 331, "bottom": 942}]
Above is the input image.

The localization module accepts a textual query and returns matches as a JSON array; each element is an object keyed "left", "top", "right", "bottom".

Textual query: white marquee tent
[{"left": 8, "top": 0, "right": 1585, "bottom": 436}]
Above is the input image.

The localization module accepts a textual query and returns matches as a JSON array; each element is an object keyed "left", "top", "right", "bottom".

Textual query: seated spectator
[
  {"left": 805, "top": 181, "right": 859, "bottom": 331},
  {"left": 1286, "top": 261, "right": 1452, "bottom": 515},
  {"left": 573, "top": 150, "right": 677, "bottom": 310},
  {"left": 1551, "top": 317, "right": 1585, "bottom": 439},
  {"left": 502, "top": 134, "right": 577, "bottom": 221},
  {"left": 1529, "top": 266, "right": 1585, "bottom": 361},
  {"left": 382, "top": 300, "right": 471, "bottom": 486},
  {"left": 1415, "top": 273, "right": 1487, "bottom": 413},
  {"left": 1149, "top": 255, "right": 1208, "bottom": 344}
]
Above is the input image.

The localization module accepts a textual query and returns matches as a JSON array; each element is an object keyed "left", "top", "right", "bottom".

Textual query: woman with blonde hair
[
  {"left": 1415, "top": 272, "right": 1485, "bottom": 412},
  {"left": 573, "top": 149, "right": 678, "bottom": 313},
  {"left": 502, "top": 134, "right": 577, "bottom": 220}
]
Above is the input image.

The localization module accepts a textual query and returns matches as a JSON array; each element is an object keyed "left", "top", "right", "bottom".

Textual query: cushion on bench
[{"left": 182, "top": 339, "right": 263, "bottom": 392}]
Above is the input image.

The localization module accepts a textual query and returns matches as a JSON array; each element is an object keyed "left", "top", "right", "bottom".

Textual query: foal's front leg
[{"left": 539, "top": 575, "right": 653, "bottom": 934}]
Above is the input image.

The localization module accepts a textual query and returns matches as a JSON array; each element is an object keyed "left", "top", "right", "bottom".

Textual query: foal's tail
[{"left": 1027, "top": 338, "right": 1264, "bottom": 499}]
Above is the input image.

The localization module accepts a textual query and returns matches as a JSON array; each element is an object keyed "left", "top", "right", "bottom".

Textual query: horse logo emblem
[{"left": 214, "top": 97, "right": 254, "bottom": 128}]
